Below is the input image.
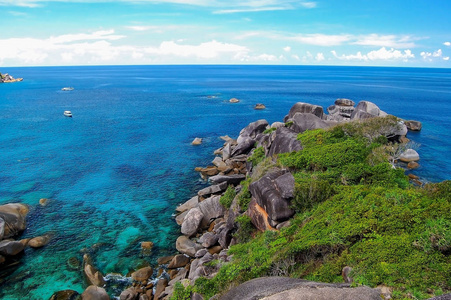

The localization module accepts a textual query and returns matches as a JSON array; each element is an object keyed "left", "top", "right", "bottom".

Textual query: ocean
[{"left": 0, "top": 65, "right": 450, "bottom": 299}]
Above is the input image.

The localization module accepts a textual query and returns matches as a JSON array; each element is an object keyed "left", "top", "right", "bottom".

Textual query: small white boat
[
  {"left": 64, "top": 111, "right": 72, "bottom": 117},
  {"left": 61, "top": 87, "right": 74, "bottom": 91}
]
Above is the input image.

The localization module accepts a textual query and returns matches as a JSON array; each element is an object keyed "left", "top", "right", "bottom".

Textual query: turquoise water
[{"left": 0, "top": 65, "right": 450, "bottom": 299}]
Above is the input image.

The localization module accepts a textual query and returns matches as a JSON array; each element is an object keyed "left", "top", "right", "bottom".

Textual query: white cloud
[
  {"left": 213, "top": 6, "right": 287, "bottom": 14},
  {"left": 290, "top": 34, "right": 351, "bottom": 46},
  {"left": 291, "top": 54, "right": 300, "bottom": 61},
  {"left": 353, "top": 34, "right": 418, "bottom": 48},
  {"left": 300, "top": 2, "right": 316, "bottom": 8},
  {"left": 332, "top": 47, "right": 414, "bottom": 62},
  {"left": 315, "top": 52, "right": 325, "bottom": 61},
  {"left": 444, "top": 42, "right": 451, "bottom": 46},
  {"left": 283, "top": 46, "right": 291, "bottom": 52},
  {"left": 421, "top": 49, "right": 448, "bottom": 61}
]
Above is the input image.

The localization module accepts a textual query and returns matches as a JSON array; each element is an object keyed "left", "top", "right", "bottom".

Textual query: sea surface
[{"left": 0, "top": 65, "right": 450, "bottom": 299}]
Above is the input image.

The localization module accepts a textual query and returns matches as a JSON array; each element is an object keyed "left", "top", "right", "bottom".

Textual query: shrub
[
  {"left": 219, "top": 185, "right": 236, "bottom": 209},
  {"left": 237, "top": 178, "right": 252, "bottom": 211},
  {"left": 247, "top": 146, "right": 266, "bottom": 166},
  {"left": 234, "top": 214, "right": 254, "bottom": 243}
]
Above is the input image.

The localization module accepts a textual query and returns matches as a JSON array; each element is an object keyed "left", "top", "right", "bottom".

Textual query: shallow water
[{"left": 0, "top": 65, "right": 450, "bottom": 299}]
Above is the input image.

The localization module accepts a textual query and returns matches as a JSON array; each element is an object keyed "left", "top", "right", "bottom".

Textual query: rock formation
[{"left": 0, "top": 73, "right": 23, "bottom": 83}]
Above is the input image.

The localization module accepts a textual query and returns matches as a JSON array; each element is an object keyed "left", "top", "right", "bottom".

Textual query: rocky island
[
  {"left": 1, "top": 99, "right": 449, "bottom": 300},
  {"left": 0, "top": 72, "right": 23, "bottom": 83}
]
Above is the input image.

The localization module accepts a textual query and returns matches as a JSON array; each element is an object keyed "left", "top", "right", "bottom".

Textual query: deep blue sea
[{"left": 0, "top": 65, "right": 450, "bottom": 299}]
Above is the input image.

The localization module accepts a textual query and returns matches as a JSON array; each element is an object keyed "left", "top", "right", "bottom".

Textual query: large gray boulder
[
  {"left": 209, "top": 174, "right": 246, "bottom": 186},
  {"left": 81, "top": 286, "right": 110, "bottom": 300},
  {"left": 220, "top": 277, "right": 382, "bottom": 300},
  {"left": 351, "top": 101, "right": 381, "bottom": 119},
  {"left": 176, "top": 196, "right": 199, "bottom": 213},
  {"left": 268, "top": 127, "right": 302, "bottom": 157},
  {"left": 198, "top": 182, "right": 228, "bottom": 198},
  {"left": 0, "top": 203, "right": 29, "bottom": 239},
  {"left": 249, "top": 170, "right": 295, "bottom": 223},
  {"left": 399, "top": 149, "right": 420, "bottom": 162},
  {"left": 290, "top": 113, "right": 330, "bottom": 133},
  {"left": 335, "top": 98, "right": 355, "bottom": 106},
  {"left": 284, "top": 102, "right": 325, "bottom": 122},
  {"left": 237, "top": 120, "right": 269, "bottom": 144},
  {"left": 181, "top": 207, "right": 204, "bottom": 237},
  {"left": 198, "top": 196, "right": 226, "bottom": 228},
  {"left": 232, "top": 137, "right": 256, "bottom": 157},
  {"left": 0, "top": 218, "right": 5, "bottom": 240},
  {"left": 176, "top": 236, "right": 202, "bottom": 257}
]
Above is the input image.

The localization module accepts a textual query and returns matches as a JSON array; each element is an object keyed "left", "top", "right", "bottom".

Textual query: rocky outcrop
[
  {"left": 249, "top": 170, "right": 295, "bottom": 224},
  {"left": 0, "top": 73, "right": 23, "bottom": 83},
  {"left": 284, "top": 102, "right": 326, "bottom": 121},
  {"left": 404, "top": 120, "right": 422, "bottom": 131},
  {"left": 220, "top": 277, "right": 383, "bottom": 300},
  {"left": 0, "top": 203, "right": 29, "bottom": 239},
  {"left": 81, "top": 286, "right": 109, "bottom": 300},
  {"left": 290, "top": 113, "right": 330, "bottom": 133},
  {"left": 268, "top": 127, "right": 302, "bottom": 157}
]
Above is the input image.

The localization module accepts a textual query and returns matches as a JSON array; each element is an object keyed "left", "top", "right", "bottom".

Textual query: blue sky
[{"left": 0, "top": 0, "right": 450, "bottom": 67}]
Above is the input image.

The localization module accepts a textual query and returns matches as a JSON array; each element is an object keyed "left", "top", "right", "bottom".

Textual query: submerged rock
[
  {"left": 191, "top": 138, "right": 203, "bottom": 145},
  {"left": 229, "top": 98, "right": 240, "bottom": 103},
  {"left": 49, "top": 289, "right": 81, "bottom": 300},
  {"left": 81, "top": 285, "right": 109, "bottom": 300},
  {"left": 254, "top": 103, "right": 266, "bottom": 110}
]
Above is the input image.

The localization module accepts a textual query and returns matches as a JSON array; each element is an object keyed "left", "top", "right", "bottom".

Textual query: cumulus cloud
[
  {"left": 331, "top": 47, "right": 414, "bottom": 62},
  {"left": 420, "top": 49, "right": 448, "bottom": 61},
  {"left": 283, "top": 46, "right": 291, "bottom": 52},
  {"left": 315, "top": 52, "right": 325, "bottom": 61},
  {"left": 0, "top": 30, "right": 254, "bottom": 65},
  {"left": 290, "top": 34, "right": 351, "bottom": 46},
  {"left": 444, "top": 42, "right": 451, "bottom": 46}
]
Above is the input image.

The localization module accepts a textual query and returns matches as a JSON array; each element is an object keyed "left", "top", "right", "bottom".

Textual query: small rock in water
[
  {"left": 399, "top": 149, "right": 420, "bottom": 162},
  {"left": 407, "top": 161, "right": 420, "bottom": 169},
  {"left": 404, "top": 120, "right": 422, "bottom": 131},
  {"left": 39, "top": 198, "right": 49, "bottom": 206},
  {"left": 49, "top": 289, "right": 80, "bottom": 300},
  {"left": 67, "top": 256, "right": 81, "bottom": 270},
  {"left": 254, "top": 103, "right": 266, "bottom": 110},
  {"left": 28, "top": 234, "right": 51, "bottom": 248},
  {"left": 229, "top": 98, "right": 240, "bottom": 103},
  {"left": 191, "top": 138, "right": 203, "bottom": 145}
]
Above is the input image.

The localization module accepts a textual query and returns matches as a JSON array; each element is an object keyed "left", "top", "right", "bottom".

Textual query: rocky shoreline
[
  {"left": 2, "top": 99, "right": 445, "bottom": 300},
  {"left": 0, "top": 72, "right": 23, "bottom": 83}
]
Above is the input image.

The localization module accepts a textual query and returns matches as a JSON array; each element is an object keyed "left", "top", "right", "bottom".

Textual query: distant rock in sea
[{"left": 0, "top": 73, "right": 23, "bottom": 83}]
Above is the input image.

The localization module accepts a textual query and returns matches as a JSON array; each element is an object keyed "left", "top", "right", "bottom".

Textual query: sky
[{"left": 0, "top": 0, "right": 450, "bottom": 67}]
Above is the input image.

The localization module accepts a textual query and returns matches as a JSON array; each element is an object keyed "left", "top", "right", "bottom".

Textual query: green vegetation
[
  {"left": 263, "top": 127, "right": 277, "bottom": 134},
  {"left": 171, "top": 282, "right": 194, "bottom": 300},
  {"left": 192, "top": 117, "right": 451, "bottom": 299},
  {"left": 247, "top": 146, "right": 266, "bottom": 166},
  {"left": 219, "top": 185, "right": 236, "bottom": 209}
]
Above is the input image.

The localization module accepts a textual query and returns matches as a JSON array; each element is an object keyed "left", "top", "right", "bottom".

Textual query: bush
[
  {"left": 237, "top": 178, "right": 252, "bottom": 211},
  {"left": 247, "top": 146, "right": 266, "bottom": 166},
  {"left": 234, "top": 214, "right": 255, "bottom": 243},
  {"left": 219, "top": 185, "right": 236, "bottom": 209}
]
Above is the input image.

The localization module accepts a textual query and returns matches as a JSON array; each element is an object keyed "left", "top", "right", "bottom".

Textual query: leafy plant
[{"left": 219, "top": 185, "right": 236, "bottom": 209}]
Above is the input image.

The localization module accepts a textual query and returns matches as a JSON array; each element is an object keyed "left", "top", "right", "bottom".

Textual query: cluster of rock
[
  {"left": 0, "top": 73, "right": 23, "bottom": 83},
  {"left": 133, "top": 99, "right": 422, "bottom": 299},
  {"left": 0, "top": 203, "right": 52, "bottom": 274}
]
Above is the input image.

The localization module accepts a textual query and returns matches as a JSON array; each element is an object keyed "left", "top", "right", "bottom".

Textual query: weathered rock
[
  {"left": 157, "top": 255, "right": 174, "bottom": 265},
  {"left": 176, "top": 196, "right": 199, "bottom": 213},
  {"left": 81, "top": 286, "right": 109, "bottom": 300},
  {"left": 232, "top": 137, "right": 256, "bottom": 156},
  {"left": 427, "top": 294, "right": 451, "bottom": 300},
  {"left": 197, "top": 166, "right": 219, "bottom": 177},
  {"left": 209, "top": 174, "right": 246, "bottom": 186},
  {"left": 208, "top": 245, "right": 223, "bottom": 255},
  {"left": 284, "top": 102, "right": 325, "bottom": 122},
  {"left": 39, "top": 198, "right": 49, "bottom": 206},
  {"left": 249, "top": 171, "right": 295, "bottom": 222},
  {"left": 220, "top": 277, "right": 382, "bottom": 300},
  {"left": 199, "top": 231, "right": 219, "bottom": 248},
  {"left": 268, "top": 127, "right": 302, "bottom": 157},
  {"left": 155, "top": 278, "right": 168, "bottom": 299},
  {"left": 290, "top": 113, "right": 330, "bottom": 134},
  {"left": 141, "top": 241, "right": 154, "bottom": 250},
  {"left": 49, "top": 289, "right": 81, "bottom": 300},
  {"left": 28, "top": 234, "right": 51, "bottom": 248},
  {"left": 168, "top": 254, "right": 190, "bottom": 269},
  {"left": 217, "top": 224, "right": 234, "bottom": 249},
  {"left": 0, "top": 203, "right": 29, "bottom": 239},
  {"left": 404, "top": 120, "right": 422, "bottom": 131},
  {"left": 195, "top": 248, "right": 208, "bottom": 258},
  {"left": 229, "top": 98, "right": 240, "bottom": 103},
  {"left": 83, "top": 260, "right": 105, "bottom": 287},
  {"left": 191, "top": 293, "right": 204, "bottom": 300},
  {"left": 131, "top": 266, "right": 153, "bottom": 282},
  {"left": 408, "top": 174, "right": 419, "bottom": 180},
  {"left": 407, "top": 161, "right": 420, "bottom": 169},
  {"left": 139, "top": 295, "right": 150, "bottom": 300},
  {"left": 237, "top": 119, "right": 269, "bottom": 144},
  {"left": 198, "top": 182, "right": 227, "bottom": 198},
  {"left": 0, "top": 240, "right": 25, "bottom": 256},
  {"left": 0, "top": 73, "right": 23, "bottom": 83},
  {"left": 176, "top": 236, "right": 202, "bottom": 257},
  {"left": 175, "top": 210, "right": 188, "bottom": 226},
  {"left": 222, "top": 143, "right": 232, "bottom": 160},
  {"left": 247, "top": 198, "right": 275, "bottom": 232},
  {"left": 120, "top": 287, "right": 139, "bottom": 300},
  {"left": 351, "top": 101, "right": 381, "bottom": 119},
  {"left": 399, "top": 149, "right": 420, "bottom": 162},
  {"left": 335, "top": 98, "right": 355, "bottom": 106},
  {"left": 198, "top": 196, "right": 226, "bottom": 228},
  {"left": 191, "top": 138, "right": 202, "bottom": 145},
  {"left": 181, "top": 207, "right": 204, "bottom": 237},
  {"left": 254, "top": 104, "right": 266, "bottom": 110}
]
